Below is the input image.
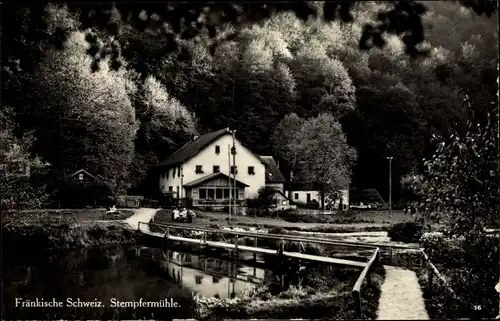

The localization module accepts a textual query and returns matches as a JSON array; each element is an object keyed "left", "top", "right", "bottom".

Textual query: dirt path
[
  {"left": 124, "top": 208, "right": 159, "bottom": 232},
  {"left": 377, "top": 266, "right": 429, "bottom": 320}
]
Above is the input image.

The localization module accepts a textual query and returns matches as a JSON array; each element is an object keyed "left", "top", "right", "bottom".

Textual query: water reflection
[
  {"left": 133, "top": 247, "right": 277, "bottom": 299},
  {"left": 3, "top": 245, "right": 279, "bottom": 320}
]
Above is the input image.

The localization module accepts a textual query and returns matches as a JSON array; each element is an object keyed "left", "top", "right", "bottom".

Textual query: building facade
[{"left": 157, "top": 128, "right": 267, "bottom": 206}]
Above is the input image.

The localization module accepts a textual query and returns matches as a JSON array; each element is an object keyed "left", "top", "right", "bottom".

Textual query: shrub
[
  {"left": 387, "top": 222, "right": 423, "bottom": 243},
  {"left": 419, "top": 232, "right": 499, "bottom": 319}
]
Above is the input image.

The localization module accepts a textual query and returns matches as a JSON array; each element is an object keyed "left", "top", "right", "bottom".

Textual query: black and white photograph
[{"left": 1, "top": 1, "right": 499, "bottom": 320}]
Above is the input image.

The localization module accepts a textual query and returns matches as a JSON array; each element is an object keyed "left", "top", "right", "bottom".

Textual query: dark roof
[
  {"left": 158, "top": 128, "right": 230, "bottom": 167},
  {"left": 183, "top": 172, "right": 249, "bottom": 188},
  {"left": 260, "top": 156, "right": 286, "bottom": 183},
  {"left": 157, "top": 128, "right": 266, "bottom": 168}
]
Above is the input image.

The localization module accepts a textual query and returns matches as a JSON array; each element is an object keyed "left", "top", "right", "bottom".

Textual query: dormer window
[
  {"left": 215, "top": 145, "right": 220, "bottom": 154},
  {"left": 248, "top": 166, "right": 255, "bottom": 175},
  {"left": 78, "top": 173, "right": 84, "bottom": 180},
  {"left": 196, "top": 165, "right": 204, "bottom": 174}
]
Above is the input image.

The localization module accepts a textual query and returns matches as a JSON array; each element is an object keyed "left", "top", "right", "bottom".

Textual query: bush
[
  {"left": 387, "top": 222, "right": 423, "bottom": 243},
  {"left": 419, "top": 232, "right": 466, "bottom": 267},
  {"left": 419, "top": 232, "right": 499, "bottom": 319}
]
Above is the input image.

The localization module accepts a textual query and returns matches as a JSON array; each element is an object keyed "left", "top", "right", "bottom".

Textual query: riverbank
[
  {"left": 193, "top": 264, "right": 386, "bottom": 320},
  {"left": 2, "top": 209, "right": 137, "bottom": 252}
]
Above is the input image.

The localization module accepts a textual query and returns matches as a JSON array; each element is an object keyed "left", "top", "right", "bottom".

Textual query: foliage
[
  {"left": 1, "top": 2, "right": 498, "bottom": 205},
  {"left": 0, "top": 107, "right": 51, "bottom": 210},
  {"left": 387, "top": 222, "right": 424, "bottom": 243},
  {"left": 20, "top": 31, "right": 137, "bottom": 194},
  {"left": 404, "top": 108, "right": 498, "bottom": 237},
  {"left": 419, "top": 232, "right": 499, "bottom": 319},
  {"left": 274, "top": 113, "right": 357, "bottom": 209}
]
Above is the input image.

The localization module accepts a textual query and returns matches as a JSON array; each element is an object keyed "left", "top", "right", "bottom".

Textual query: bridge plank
[{"left": 140, "top": 230, "right": 366, "bottom": 268}]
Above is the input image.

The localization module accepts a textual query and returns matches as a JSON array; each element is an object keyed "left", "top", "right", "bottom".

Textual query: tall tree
[
  {"left": 298, "top": 113, "right": 357, "bottom": 210},
  {"left": 21, "top": 31, "right": 137, "bottom": 194}
]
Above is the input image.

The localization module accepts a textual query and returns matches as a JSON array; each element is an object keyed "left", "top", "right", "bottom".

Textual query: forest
[{"left": 1, "top": 1, "right": 498, "bottom": 209}]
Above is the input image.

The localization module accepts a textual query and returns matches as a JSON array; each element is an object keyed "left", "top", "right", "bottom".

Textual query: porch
[{"left": 183, "top": 172, "right": 249, "bottom": 207}]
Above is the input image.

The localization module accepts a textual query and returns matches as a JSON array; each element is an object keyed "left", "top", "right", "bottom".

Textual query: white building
[
  {"left": 157, "top": 128, "right": 268, "bottom": 206},
  {"left": 289, "top": 184, "right": 350, "bottom": 211}
]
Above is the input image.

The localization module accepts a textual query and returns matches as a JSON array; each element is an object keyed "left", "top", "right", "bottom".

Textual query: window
[
  {"left": 230, "top": 166, "right": 237, "bottom": 174},
  {"left": 207, "top": 189, "right": 215, "bottom": 199},
  {"left": 294, "top": 193, "right": 299, "bottom": 200},
  {"left": 223, "top": 189, "right": 230, "bottom": 198},
  {"left": 166, "top": 170, "right": 169, "bottom": 179},
  {"left": 176, "top": 186, "right": 180, "bottom": 199},
  {"left": 307, "top": 193, "right": 311, "bottom": 202},
  {"left": 195, "top": 165, "right": 203, "bottom": 174},
  {"left": 199, "top": 188, "right": 207, "bottom": 199},
  {"left": 173, "top": 167, "right": 176, "bottom": 177},
  {"left": 248, "top": 166, "right": 255, "bottom": 175},
  {"left": 213, "top": 165, "right": 220, "bottom": 173},
  {"left": 169, "top": 186, "right": 173, "bottom": 192},
  {"left": 215, "top": 145, "right": 220, "bottom": 154},
  {"left": 78, "top": 173, "right": 84, "bottom": 180},
  {"left": 215, "top": 188, "right": 223, "bottom": 199}
]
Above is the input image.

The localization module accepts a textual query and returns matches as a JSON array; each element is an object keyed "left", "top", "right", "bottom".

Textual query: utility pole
[
  {"left": 386, "top": 157, "right": 393, "bottom": 217},
  {"left": 228, "top": 143, "right": 232, "bottom": 222},
  {"left": 231, "top": 130, "right": 237, "bottom": 217},
  {"left": 180, "top": 166, "right": 184, "bottom": 206}
]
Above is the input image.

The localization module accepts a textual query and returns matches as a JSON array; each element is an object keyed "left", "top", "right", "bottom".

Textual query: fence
[{"left": 352, "top": 248, "right": 381, "bottom": 319}]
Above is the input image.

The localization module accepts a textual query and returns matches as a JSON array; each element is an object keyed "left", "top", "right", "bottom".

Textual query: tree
[
  {"left": 298, "top": 113, "right": 357, "bottom": 210},
  {"left": 0, "top": 107, "right": 51, "bottom": 210},
  {"left": 271, "top": 113, "right": 305, "bottom": 196},
  {"left": 21, "top": 31, "right": 137, "bottom": 194},
  {"left": 404, "top": 106, "right": 498, "bottom": 236},
  {"left": 273, "top": 113, "right": 357, "bottom": 209}
]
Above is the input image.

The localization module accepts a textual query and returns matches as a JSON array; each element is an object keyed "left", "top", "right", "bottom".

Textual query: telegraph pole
[
  {"left": 228, "top": 144, "right": 232, "bottom": 222},
  {"left": 386, "top": 157, "right": 393, "bottom": 217},
  {"left": 231, "top": 130, "right": 237, "bottom": 217}
]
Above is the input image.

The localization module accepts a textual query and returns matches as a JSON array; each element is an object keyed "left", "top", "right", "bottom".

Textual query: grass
[
  {"left": 152, "top": 209, "right": 411, "bottom": 233},
  {"left": 194, "top": 262, "right": 386, "bottom": 320},
  {"left": 2, "top": 208, "right": 136, "bottom": 226}
]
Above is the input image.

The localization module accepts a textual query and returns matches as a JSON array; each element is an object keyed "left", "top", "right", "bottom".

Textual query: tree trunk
[{"left": 320, "top": 190, "right": 325, "bottom": 212}]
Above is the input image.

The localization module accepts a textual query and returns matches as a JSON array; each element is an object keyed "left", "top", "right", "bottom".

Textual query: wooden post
[
  {"left": 353, "top": 290, "right": 362, "bottom": 318},
  {"left": 234, "top": 236, "right": 239, "bottom": 258},
  {"left": 280, "top": 239, "right": 285, "bottom": 253},
  {"left": 253, "top": 237, "right": 257, "bottom": 261}
]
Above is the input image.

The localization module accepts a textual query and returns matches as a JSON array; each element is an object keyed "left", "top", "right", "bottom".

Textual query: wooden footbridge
[{"left": 136, "top": 221, "right": 419, "bottom": 318}]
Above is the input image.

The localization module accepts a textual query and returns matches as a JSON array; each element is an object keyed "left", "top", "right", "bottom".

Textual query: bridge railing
[
  {"left": 352, "top": 248, "right": 381, "bottom": 319},
  {"left": 138, "top": 221, "right": 419, "bottom": 252},
  {"left": 420, "top": 249, "right": 457, "bottom": 297}
]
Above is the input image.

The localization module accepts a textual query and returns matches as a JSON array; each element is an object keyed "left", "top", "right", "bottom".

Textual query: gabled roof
[
  {"left": 260, "top": 156, "right": 286, "bottom": 183},
  {"left": 158, "top": 128, "right": 230, "bottom": 168},
  {"left": 68, "top": 169, "right": 95, "bottom": 179},
  {"left": 157, "top": 128, "right": 266, "bottom": 168},
  {"left": 269, "top": 189, "right": 289, "bottom": 200},
  {"left": 183, "top": 172, "right": 249, "bottom": 188}
]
